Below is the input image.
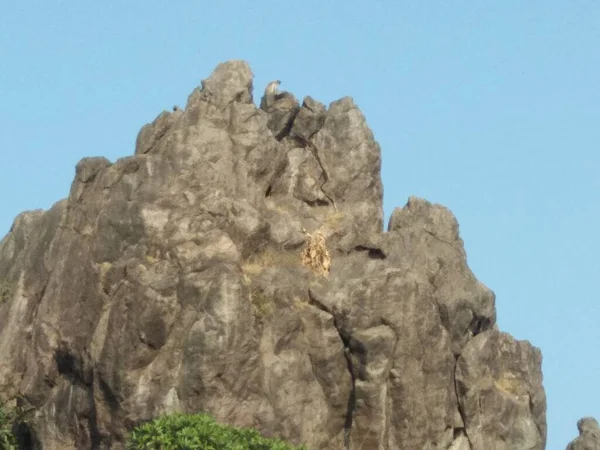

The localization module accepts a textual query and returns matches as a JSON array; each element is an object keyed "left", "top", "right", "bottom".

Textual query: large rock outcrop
[
  {"left": 0, "top": 60, "right": 546, "bottom": 449},
  {"left": 566, "top": 418, "right": 600, "bottom": 450}
]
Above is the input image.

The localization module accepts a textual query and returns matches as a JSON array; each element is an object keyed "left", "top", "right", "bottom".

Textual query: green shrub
[
  {"left": 126, "top": 413, "right": 306, "bottom": 450},
  {"left": 0, "top": 402, "right": 17, "bottom": 450}
]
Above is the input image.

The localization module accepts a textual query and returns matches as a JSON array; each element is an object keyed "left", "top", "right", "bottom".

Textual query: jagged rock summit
[{"left": 0, "top": 60, "right": 547, "bottom": 449}]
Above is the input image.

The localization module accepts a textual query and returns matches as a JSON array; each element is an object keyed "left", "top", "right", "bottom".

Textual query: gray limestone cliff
[{"left": 0, "top": 60, "right": 548, "bottom": 449}]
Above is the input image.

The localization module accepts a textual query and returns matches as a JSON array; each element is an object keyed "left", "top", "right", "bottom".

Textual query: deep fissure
[
  {"left": 453, "top": 355, "right": 474, "bottom": 449},
  {"left": 307, "top": 289, "right": 356, "bottom": 449}
]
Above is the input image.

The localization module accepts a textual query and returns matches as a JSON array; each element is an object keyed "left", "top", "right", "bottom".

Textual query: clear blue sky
[{"left": 1, "top": 2, "right": 598, "bottom": 449}]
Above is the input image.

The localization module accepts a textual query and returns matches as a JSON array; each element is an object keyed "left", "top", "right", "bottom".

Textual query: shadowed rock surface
[{"left": 0, "top": 60, "right": 547, "bottom": 449}]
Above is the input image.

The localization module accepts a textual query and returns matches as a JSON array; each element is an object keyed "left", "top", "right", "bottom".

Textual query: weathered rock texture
[
  {"left": 0, "top": 60, "right": 547, "bottom": 449},
  {"left": 566, "top": 417, "right": 600, "bottom": 450}
]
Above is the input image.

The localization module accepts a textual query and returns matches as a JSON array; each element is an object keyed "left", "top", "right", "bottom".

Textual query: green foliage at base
[
  {"left": 126, "top": 413, "right": 306, "bottom": 450},
  {"left": 0, "top": 402, "right": 17, "bottom": 450}
]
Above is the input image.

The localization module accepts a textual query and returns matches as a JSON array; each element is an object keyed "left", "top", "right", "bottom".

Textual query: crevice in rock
[
  {"left": 13, "top": 420, "right": 42, "bottom": 450},
  {"left": 146, "top": 120, "right": 172, "bottom": 154},
  {"left": 342, "top": 346, "right": 356, "bottom": 450},
  {"left": 307, "top": 289, "right": 356, "bottom": 449},
  {"left": 301, "top": 198, "right": 330, "bottom": 208},
  {"left": 265, "top": 185, "right": 272, "bottom": 197},
  {"left": 98, "top": 375, "right": 121, "bottom": 417},
  {"left": 529, "top": 395, "right": 544, "bottom": 444},
  {"left": 44, "top": 376, "right": 57, "bottom": 390},
  {"left": 54, "top": 346, "right": 92, "bottom": 387},
  {"left": 354, "top": 245, "right": 386, "bottom": 260},
  {"left": 423, "top": 229, "right": 457, "bottom": 251},
  {"left": 55, "top": 348, "right": 77, "bottom": 377},
  {"left": 305, "top": 141, "right": 338, "bottom": 211},
  {"left": 58, "top": 224, "right": 85, "bottom": 237},
  {"left": 380, "top": 318, "right": 400, "bottom": 366},
  {"left": 88, "top": 377, "right": 104, "bottom": 450},
  {"left": 88, "top": 373, "right": 124, "bottom": 449},
  {"left": 306, "top": 288, "right": 332, "bottom": 315},
  {"left": 29, "top": 278, "right": 49, "bottom": 327},
  {"left": 453, "top": 355, "right": 474, "bottom": 449},
  {"left": 274, "top": 108, "right": 300, "bottom": 141},
  {"left": 468, "top": 314, "right": 491, "bottom": 337}
]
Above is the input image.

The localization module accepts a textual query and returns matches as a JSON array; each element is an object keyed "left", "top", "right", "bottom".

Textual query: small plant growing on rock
[
  {"left": 249, "top": 286, "right": 273, "bottom": 319},
  {"left": 0, "top": 402, "right": 18, "bottom": 450},
  {"left": 126, "top": 412, "right": 306, "bottom": 450},
  {"left": 300, "top": 227, "right": 331, "bottom": 278},
  {"left": 0, "top": 281, "right": 12, "bottom": 305}
]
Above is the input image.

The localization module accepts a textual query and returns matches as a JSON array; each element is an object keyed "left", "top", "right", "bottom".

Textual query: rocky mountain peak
[{"left": 0, "top": 60, "right": 550, "bottom": 449}]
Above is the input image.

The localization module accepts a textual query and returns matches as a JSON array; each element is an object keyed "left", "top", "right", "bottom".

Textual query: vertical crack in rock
[
  {"left": 529, "top": 396, "right": 544, "bottom": 446},
  {"left": 339, "top": 334, "right": 357, "bottom": 450},
  {"left": 305, "top": 141, "right": 338, "bottom": 211},
  {"left": 87, "top": 378, "right": 103, "bottom": 449},
  {"left": 275, "top": 107, "right": 300, "bottom": 141},
  {"left": 29, "top": 278, "right": 49, "bottom": 328},
  {"left": 453, "top": 355, "right": 473, "bottom": 449},
  {"left": 307, "top": 289, "right": 355, "bottom": 449}
]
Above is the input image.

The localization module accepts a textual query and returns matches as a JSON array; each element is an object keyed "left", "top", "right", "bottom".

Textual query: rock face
[
  {"left": 0, "top": 60, "right": 547, "bottom": 449},
  {"left": 567, "top": 418, "right": 600, "bottom": 450}
]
